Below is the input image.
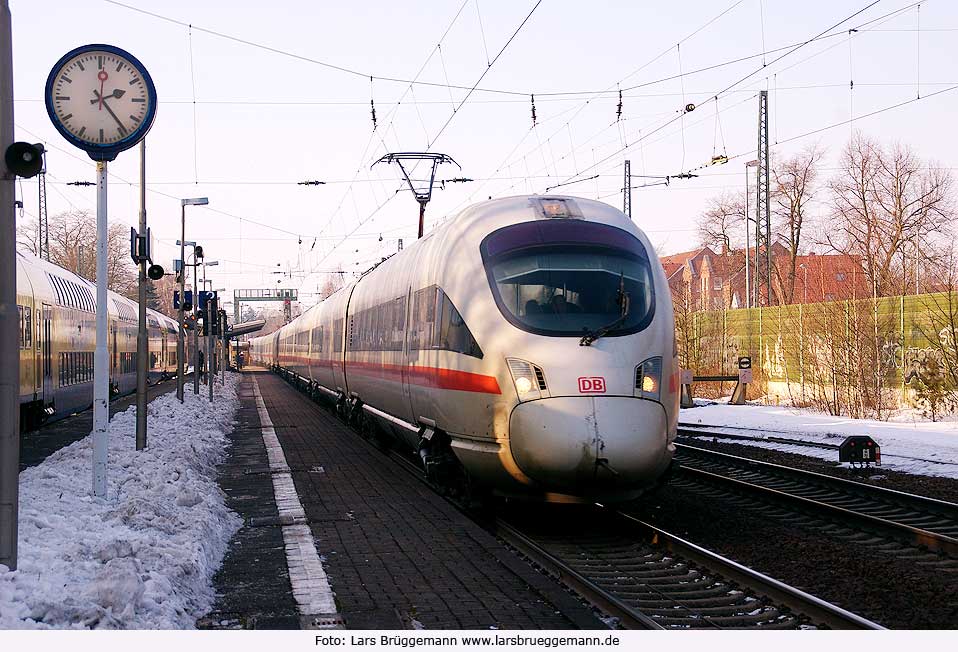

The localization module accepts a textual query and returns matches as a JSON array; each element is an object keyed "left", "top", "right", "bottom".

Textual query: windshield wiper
[{"left": 580, "top": 273, "right": 630, "bottom": 346}]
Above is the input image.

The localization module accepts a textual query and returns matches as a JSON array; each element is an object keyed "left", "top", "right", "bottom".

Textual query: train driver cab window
[{"left": 480, "top": 220, "right": 655, "bottom": 338}]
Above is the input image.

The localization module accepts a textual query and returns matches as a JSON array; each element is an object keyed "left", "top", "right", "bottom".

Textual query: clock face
[{"left": 45, "top": 45, "right": 156, "bottom": 159}]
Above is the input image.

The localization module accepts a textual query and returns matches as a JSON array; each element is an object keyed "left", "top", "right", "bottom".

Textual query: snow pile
[
  {"left": 681, "top": 402, "right": 958, "bottom": 479},
  {"left": 0, "top": 376, "right": 243, "bottom": 629}
]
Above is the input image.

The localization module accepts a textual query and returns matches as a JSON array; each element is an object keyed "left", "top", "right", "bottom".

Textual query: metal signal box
[{"left": 839, "top": 436, "right": 881, "bottom": 466}]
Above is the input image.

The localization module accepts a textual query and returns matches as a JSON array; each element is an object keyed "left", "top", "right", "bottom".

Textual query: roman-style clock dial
[{"left": 45, "top": 45, "right": 156, "bottom": 160}]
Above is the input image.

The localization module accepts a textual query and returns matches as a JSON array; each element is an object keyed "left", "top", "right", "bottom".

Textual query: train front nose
[{"left": 508, "top": 396, "right": 671, "bottom": 493}]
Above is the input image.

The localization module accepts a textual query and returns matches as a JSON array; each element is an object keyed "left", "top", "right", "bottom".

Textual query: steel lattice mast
[
  {"left": 753, "top": 90, "right": 772, "bottom": 307},
  {"left": 623, "top": 159, "right": 632, "bottom": 218}
]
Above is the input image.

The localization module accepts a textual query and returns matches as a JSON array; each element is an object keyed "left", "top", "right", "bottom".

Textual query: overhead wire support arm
[{"left": 372, "top": 152, "right": 460, "bottom": 239}]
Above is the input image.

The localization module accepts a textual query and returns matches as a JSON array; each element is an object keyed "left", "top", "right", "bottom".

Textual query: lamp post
[{"left": 177, "top": 197, "right": 208, "bottom": 402}]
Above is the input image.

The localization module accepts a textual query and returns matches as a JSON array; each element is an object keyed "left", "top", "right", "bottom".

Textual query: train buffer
[{"left": 680, "top": 356, "right": 752, "bottom": 408}]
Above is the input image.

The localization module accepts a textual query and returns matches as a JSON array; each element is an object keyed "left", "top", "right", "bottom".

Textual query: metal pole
[
  {"left": 193, "top": 260, "right": 199, "bottom": 395},
  {"left": 177, "top": 205, "right": 185, "bottom": 403},
  {"left": 135, "top": 139, "right": 147, "bottom": 450},
  {"left": 417, "top": 201, "right": 426, "bottom": 239},
  {"left": 221, "top": 325, "right": 226, "bottom": 385},
  {"left": 0, "top": 0, "right": 20, "bottom": 570},
  {"left": 744, "top": 165, "right": 750, "bottom": 309},
  {"left": 93, "top": 161, "right": 109, "bottom": 497},
  {"left": 208, "top": 299, "right": 214, "bottom": 402}
]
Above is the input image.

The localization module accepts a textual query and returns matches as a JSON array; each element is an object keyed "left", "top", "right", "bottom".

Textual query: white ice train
[{"left": 250, "top": 195, "right": 679, "bottom": 502}]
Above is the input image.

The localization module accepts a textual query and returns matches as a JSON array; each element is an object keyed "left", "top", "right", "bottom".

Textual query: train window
[
  {"left": 23, "top": 307, "right": 31, "bottom": 348},
  {"left": 349, "top": 296, "right": 406, "bottom": 352},
  {"left": 49, "top": 275, "right": 63, "bottom": 306},
  {"left": 310, "top": 326, "right": 323, "bottom": 354},
  {"left": 480, "top": 221, "right": 655, "bottom": 338},
  {"left": 333, "top": 319, "right": 344, "bottom": 353},
  {"left": 409, "top": 285, "right": 482, "bottom": 359},
  {"left": 18, "top": 305, "right": 30, "bottom": 349}
]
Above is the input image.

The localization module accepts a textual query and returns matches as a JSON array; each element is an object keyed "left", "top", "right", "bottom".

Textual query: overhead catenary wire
[{"left": 552, "top": 0, "right": 886, "bottom": 190}]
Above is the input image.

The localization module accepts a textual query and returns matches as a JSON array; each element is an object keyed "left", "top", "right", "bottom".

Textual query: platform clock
[{"left": 44, "top": 44, "right": 157, "bottom": 161}]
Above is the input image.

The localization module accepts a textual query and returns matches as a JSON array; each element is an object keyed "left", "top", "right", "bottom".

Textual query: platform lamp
[{"left": 177, "top": 197, "right": 208, "bottom": 403}]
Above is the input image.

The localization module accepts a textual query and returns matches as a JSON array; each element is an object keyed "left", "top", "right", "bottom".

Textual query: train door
[{"left": 41, "top": 304, "right": 53, "bottom": 405}]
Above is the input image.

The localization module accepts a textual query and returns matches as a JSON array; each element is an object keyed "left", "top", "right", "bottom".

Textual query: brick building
[{"left": 660, "top": 244, "right": 870, "bottom": 310}]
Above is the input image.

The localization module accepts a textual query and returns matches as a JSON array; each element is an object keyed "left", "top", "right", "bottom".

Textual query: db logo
[{"left": 578, "top": 377, "right": 606, "bottom": 393}]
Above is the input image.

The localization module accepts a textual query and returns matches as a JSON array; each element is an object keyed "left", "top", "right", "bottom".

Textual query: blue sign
[
  {"left": 173, "top": 290, "right": 193, "bottom": 310},
  {"left": 197, "top": 290, "right": 216, "bottom": 311}
]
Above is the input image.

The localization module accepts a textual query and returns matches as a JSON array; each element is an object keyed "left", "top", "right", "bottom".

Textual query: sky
[{"left": 8, "top": 0, "right": 958, "bottom": 310}]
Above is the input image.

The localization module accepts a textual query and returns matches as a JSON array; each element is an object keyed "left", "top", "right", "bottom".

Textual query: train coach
[
  {"left": 15, "top": 251, "right": 181, "bottom": 430},
  {"left": 251, "top": 195, "right": 679, "bottom": 503}
]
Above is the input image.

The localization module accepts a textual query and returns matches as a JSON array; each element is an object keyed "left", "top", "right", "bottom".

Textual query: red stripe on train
[
  {"left": 274, "top": 356, "right": 501, "bottom": 394},
  {"left": 349, "top": 361, "right": 501, "bottom": 394}
]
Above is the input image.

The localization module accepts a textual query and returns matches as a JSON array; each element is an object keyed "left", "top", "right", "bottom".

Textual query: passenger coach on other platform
[
  {"left": 15, "top": 252, "right": 181, "bottom": 430},
  {"left": 250, "top": 195, "right": 679, "bottom": 502}
]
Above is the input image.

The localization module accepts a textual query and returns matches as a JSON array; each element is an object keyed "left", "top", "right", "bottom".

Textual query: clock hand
[
  {"left": 97, "top": 70, "right": 108, "bottom": 110},
  {"left": 99, "top": 97, "right": 127, "bottom": 133},
  {"left": 89, "top": 89, "right": 126, "bottom": 104}
]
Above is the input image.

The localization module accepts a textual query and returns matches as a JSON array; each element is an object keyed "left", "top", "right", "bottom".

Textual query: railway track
[
  {"left": 495, "top": 506, "right": 881, "bottom": 630},
  {"left": 379, "top": 434, "right": 880, "bottom": 629},
  {"left": 673, "top": 442, "right": 958, "bottom": 557},
  {"left": 274, "top": 373, "right": 884, "bottom": 629}
]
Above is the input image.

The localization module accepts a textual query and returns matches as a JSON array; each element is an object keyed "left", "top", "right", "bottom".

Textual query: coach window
[{"left": 333, "top": 319, "right": 344, "bottom": 353}]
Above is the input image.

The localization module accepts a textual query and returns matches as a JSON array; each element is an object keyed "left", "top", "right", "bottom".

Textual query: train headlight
[
  {"left": 635, "top": 356, "right": 662, "bottom": 401},
  {"left": 507, "top": 358, "right": 548, "bottom": 402},
  {"left": 515, "top": 376, "right": 534, "bottom": 395}
]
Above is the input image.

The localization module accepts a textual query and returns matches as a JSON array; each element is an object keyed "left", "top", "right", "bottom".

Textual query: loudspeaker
[{"left": 4, "top": 142, "right": 44, "bottom": 178}]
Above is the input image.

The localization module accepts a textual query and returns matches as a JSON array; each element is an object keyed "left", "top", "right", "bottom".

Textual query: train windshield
[{"left": 481, "top": 220, "right": 655, "bottom": 337}]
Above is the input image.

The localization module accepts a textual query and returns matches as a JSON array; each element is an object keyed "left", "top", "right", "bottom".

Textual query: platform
[{"left": 203, "top": 369, "right": 604, "bottom": 630}]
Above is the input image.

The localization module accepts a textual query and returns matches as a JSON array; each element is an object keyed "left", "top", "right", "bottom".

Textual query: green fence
[{"left": 677, "top": 291, "right": 958, "bottom": 415}]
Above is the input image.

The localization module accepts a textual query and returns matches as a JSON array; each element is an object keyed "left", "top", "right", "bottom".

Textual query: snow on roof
[{"left": 0, "top": 378, "right": 242, "bottom": 629}]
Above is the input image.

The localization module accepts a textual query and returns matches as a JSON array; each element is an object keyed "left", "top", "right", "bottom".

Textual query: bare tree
[
  {"left": 772, "top": 144, "right": 823, "bottom": 304},
  {"left": 318, "top": 270, "right": 346, "bottom": 300},
  {"left": 17, "top": 209, "right": 139, "bottom": 299},
  {"left": 826, "top": 134, "right": 953, "bottom": 297},
  {"left": 697, "top": 192, "right": 747, "bottom": 308}
]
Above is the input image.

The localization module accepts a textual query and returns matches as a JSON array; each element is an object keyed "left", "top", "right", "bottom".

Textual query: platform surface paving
[{"left": 238, "top": 370, "right": 603, "bottom": 630}]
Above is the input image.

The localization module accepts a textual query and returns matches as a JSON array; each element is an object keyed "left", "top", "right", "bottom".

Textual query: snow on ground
[
  {"left": 681, "top": 401, "right": 958, "bottom": 480},
  {"left": 0, "top": 376, "right": 243, "bottom": 629}
]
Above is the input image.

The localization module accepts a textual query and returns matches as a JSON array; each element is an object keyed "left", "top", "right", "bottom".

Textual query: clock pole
[{"left": 93, "top": 160, "right": 109, "bottom": 497}]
